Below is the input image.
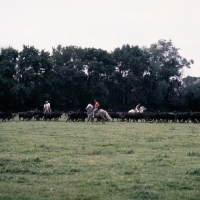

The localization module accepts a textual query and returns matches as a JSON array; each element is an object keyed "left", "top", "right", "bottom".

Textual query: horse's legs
[
  {"left": 90, "top": 115, "right": 96, "bottom": 124},
  {"left": 99, "top": 113, "right": 106, "bottom": 124},
  {"left": 87, "top": 115, "right": 94, "bottom": 124},
  {"left": 87, "top": 116, "right": 90, "bottom": 124}
]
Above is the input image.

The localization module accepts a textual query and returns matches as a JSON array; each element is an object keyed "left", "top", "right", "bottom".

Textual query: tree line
[{"left": 0, "top": 39, "right": 199, "bottom": 112}]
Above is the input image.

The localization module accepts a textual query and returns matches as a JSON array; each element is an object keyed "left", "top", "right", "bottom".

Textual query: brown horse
[{"left": 85, "top": 104, "right": 112, "bottom": 124}]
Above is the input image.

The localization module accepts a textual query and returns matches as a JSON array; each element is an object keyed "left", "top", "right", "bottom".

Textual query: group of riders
[
  {"left": 43, "top": 99, "right": 143, "bottom": 115},
  {"left": 92, "top": 100, "right": 142, "bottom": 116}
]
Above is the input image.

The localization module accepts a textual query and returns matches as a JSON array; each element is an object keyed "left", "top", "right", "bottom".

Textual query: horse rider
[
  {"left": 93, "top": 99, "right": 100, "bottom": 118},
  {"left": 135, "top": 103, "right": 141, "bottom": 113},
  {"left": 44, "top": 100, "right": 51, "bottom": 113}
]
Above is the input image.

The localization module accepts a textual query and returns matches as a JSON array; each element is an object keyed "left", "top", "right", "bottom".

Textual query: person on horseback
[
  {"left": 135, "top": 103, "right": 141, "bottom": 113},
  {"left": 93, "top": 99, "right": 100, "bottom": 117},
  {"left": 44, "top": 100, "right": 51, "bottom": 113}
]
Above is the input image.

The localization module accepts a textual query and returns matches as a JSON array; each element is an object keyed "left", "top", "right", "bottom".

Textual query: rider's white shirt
[{"left": 44, "top": 103, "right": 50, "bottom": 110}]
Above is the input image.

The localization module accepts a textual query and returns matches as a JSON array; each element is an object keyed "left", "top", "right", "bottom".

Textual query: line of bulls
[
  {"left": 120, "top": 112, "right": 200, "bottom": 123},
  {"left": 62, "top": 111, "right": 200, "bottom": 123},
  {"left": 1, "top": 111, "right": 200, "bottom": 123},
  {"left": 0, "top": 110, "right": 63, "bottom": 122}
]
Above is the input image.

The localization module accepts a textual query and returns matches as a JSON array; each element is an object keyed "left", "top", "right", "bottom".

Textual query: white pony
[
  {"left": 128, "top": 106, "right": 147, "bottom": 113},
  {"left": 85, "top": 104, "right": 112, "bottom": 124}
]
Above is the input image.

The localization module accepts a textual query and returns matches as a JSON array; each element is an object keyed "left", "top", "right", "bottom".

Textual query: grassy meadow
[{"left": 0, "top": 116, "right": 200, "bottom": 200}]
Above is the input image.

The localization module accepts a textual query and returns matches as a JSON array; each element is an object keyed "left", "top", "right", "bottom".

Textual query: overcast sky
[{"left": 1, "top": 0, "right": 200, "bottom": 77}]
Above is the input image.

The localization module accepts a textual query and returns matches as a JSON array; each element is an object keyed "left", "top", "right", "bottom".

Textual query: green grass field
[{"left": 0, "top": 117, "right": 200, "bottom": 199}]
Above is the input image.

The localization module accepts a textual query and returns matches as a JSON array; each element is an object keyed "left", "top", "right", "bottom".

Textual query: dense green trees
[
  {"left": 0, "top": 40, "right": 197, "bottom": 112},
  {"left": 145, "top": 39, "right": 193, "bottom": 110},
  {"left": 0, "top": 47, "right": 18, "bottom": 109},
  {"left": 182, "top": 76, "right": 200, "bottom": 111},
  {"left": 112, "top": 45, "right": 149, "bottom": 109},
  {"left": 16, "top": 45, "right": 53, "bottom": 109}
]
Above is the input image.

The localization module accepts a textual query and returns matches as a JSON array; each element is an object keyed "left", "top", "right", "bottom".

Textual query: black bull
[
  {"left": 0, "top": 112, "right": 13, "bottom": 122},
  {"left": 43, "top": 112, "right": 62, "bottom": 121},
  {"left": 66, "top": 111, "right": 88, "bottom": 122}
]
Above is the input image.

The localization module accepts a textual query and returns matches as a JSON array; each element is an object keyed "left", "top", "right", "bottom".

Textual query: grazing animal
[
  {"left": 7, "top": 113, "right": 17, "bottom": 121},
  {"left": 44, "top": 111, "right": 62, "bottom": 121},
  {"left": 18, "top": 112, "right": 25, "bottom": 121},
  {"left": 173, "top": 112, "right": 190, "bottom": 123},
  {"left": 119, "top": 112, "right": 145, "bottom": 122},
  {"left": 66, "top": 111, "right": 87, "bottom": 122},
  {"left": 85, "top": 104, "right": 112, "bottom": 124},
  {"left": 190, "top": 112, "right": 200, "bottom": 123},
  {"left": 107, "top": 112, "right": 120, "bottom": 122},
  {"left": 0, "top": 112, "right": 13, "bottom": 122}
]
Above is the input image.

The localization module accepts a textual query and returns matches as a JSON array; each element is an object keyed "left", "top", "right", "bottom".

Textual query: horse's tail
[{"left": 105, "top": 111, "right": 112, "bottom": 121}]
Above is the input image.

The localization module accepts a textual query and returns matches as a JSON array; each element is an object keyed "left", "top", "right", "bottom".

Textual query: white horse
[
  {"left": 128, "top": 106, "right": 147, "bottom": 113},
  {"left": 85, "top": 104, "right": 112, "bottom": 124}
]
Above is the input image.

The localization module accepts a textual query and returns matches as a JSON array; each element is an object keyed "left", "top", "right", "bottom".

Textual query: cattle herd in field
[
  {"left": 0, "top": 110, "right": 62, "bottom": 122},
  {"left": 66, "top": 110, "right": 200, "bottom": 123},
  {"left": 1, "top": 109, "right": 200, "bottom": 123}
]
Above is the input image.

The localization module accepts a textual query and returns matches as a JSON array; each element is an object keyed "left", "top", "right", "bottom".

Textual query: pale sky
[{"left": 1, "top": 0, "right": 200, "bottom": 77}]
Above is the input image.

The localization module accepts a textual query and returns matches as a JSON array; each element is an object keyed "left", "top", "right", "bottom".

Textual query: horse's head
[
  {"left": 139, "top": 106, "right": 147, "bottom": 113},
  {"left": 86, "top": 104, "right": 93, "bottom": 111}
]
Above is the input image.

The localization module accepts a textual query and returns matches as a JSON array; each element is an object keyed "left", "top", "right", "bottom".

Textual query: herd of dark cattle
[
  {"left": 0, "top": 110, "right": 62, "bottom": 122},
  {"left": 66, "top": 111, "right": 200, "bottom": 123},
  {"left": 1, "top": 109, "right": 200, "bottom": 123}
]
